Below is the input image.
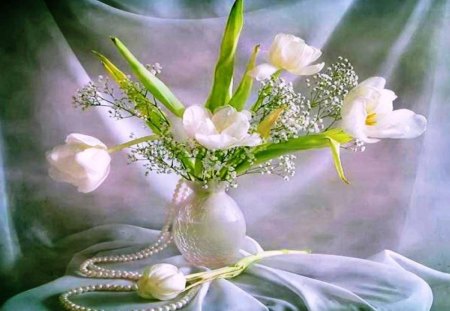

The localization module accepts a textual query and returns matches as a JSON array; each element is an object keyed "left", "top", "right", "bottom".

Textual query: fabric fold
[{"left": 3, "top": 227, "right": 448, "bottom": 310}]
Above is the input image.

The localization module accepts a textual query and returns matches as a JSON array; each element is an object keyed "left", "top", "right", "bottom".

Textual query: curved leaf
[
  {"left": 92, "top": 51, "right": 167, "bottom": 134},
  {"left": 235, "top": 129, "right": 353, "bottom": 183},
  {"left": 228, "top": 44, "right": 260, "bottom": 110},
  {"left": 111, "top": 37, "right": 185, "bottom": 117},
  {"left": 205, "top": 0, "right": 244, "bottom": 112}
]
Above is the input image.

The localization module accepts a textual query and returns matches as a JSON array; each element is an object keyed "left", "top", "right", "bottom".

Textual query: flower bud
[
  {"left": 250, "top": 33, "right": 324, "bottom": 80},
  {"left": 137, "top": 264, "right": 186, "bottom": 300},
  {"left": 46, "top": 133, "right": 111, "bottom": 193}
]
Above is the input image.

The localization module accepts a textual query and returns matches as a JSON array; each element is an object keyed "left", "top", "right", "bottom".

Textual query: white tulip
[
  {"left": 46, "top": 133, "right": 111, "bottom": 193},
  {"left": 182, "top": 105, "right": 261, "bottom": 150},
  {"left": 250, "top": 33, "right": 324, "bottom": 81},
  {"left": 137, "top": 263, "right": 186, "bottom": 300},
  {"left": 341, "top": 77, "right": 427, "bottom": 143}
]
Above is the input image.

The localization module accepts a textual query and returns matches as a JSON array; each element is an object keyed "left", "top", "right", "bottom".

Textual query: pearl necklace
[{"left": 60, "top": 180, "right": 198, "bottom": 311}]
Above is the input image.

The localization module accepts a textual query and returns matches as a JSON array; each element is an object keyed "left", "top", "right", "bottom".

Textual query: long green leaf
[
  {"left": 110, "top": 37, "right": 185, "bottom": 117},
  {"left": 205, "top": 0, "right": 244, "bottom": 112},
  {"left": 228, "top": 44, "right": 260, "bottom": 110},
  {"left": 92, "top": 50, "right": 128, "bottom": 83},
  {"left": 235, "top": 129, "right": 352, "bottom": 177},
  {"left": 92, "top": 51, "right": 167, "bottom": 134}
]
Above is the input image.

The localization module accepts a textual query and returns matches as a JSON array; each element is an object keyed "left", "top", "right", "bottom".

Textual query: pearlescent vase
[{"left": 173, "top": 182, "right": 246, "bottom": 268}]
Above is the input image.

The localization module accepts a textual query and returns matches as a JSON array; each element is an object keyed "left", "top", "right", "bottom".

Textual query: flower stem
[
  {"left": 184, "top": 249, "right": 310, "bottom": 290},
  {"left": 108, "top": 135, "right": 158, "bottom": 153}
]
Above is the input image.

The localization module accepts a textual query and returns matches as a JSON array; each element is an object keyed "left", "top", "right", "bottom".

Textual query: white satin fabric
[{"left": 4, "top": 227, "right": 450, "bottom": 310}]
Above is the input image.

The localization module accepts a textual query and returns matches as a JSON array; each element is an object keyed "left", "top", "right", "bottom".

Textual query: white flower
[
  {"left": 250, "top": 33, "right": 324, "bottom": 81},
  {"left": 167, "top": 113, "right": 189, "bottom": 143},
  {"left": 137, "top": 263, "right": 186, "bottom": 300},
  {"left": 46, "top": 133, "right": 111, "bottom": 193},
  {"left": 182, "top": 105, "right": 261, "bottom": 150},
  {"left": 341, "top": 77, "right": 427, "bottom": 143}
]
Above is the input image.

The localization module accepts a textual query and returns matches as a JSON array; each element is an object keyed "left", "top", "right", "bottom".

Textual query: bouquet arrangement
[
  {"left": 48, "top": 0, "right": 429, "bottom": 309},
  {"left": 47, "top": 1, "right": 426, "bottom": 193}
]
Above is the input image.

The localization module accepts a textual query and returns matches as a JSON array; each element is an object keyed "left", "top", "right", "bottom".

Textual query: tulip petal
[
  {"left": 214, "top": 107, "right": 250, "bottom": 139},
  {"left": 291, "top": 62, "right": 325, "bottom": 76},
  {"left": 46, "top": 145, "right": 87, "bottom": 179},
  {"left": 66, "top": 133, "right": 107, "bottom": 148},
  {"left": 195, "top": 133, "right": 235, "bottom": 150},
  {"left": 269, "top": 34, "right": 305, "bottom": 66},
  {"left": 249, "top": 63, "right": 279, "bottom": 81},
  {"left": 211, "top": 106, "right": 237, "bottom": 131},
  {"left": 75, "top": 148, "right": 111, "bottom": 174},
  {"left": 359, "top": 77, "right": 386, "bottom": 89},
  {"left": 366, "top": 109, "right": 427, "bottom": 139},
  {"left": 183, "top": 105, "right": 216, "bottom": 138},
  {"left": 341, "top": 99, "right": 380, "bottom": 143},
  {"left": 74, "top": 148, "right": 111, "bottom": 193},
  {"left": 308, "top": 47, "right": 323, "bottom": 63},
  {"left": 77, "top": 165, "right": 111, "bottom": 193},
  {"left": 238, "top": 133, "right": 262, "bottom": 147}
]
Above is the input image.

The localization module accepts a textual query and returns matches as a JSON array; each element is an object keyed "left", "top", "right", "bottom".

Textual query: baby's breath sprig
[
  {"left": 246, "top": 154, "right": 296, "bottom": 181},
  {"left": 73, "top": 74, "right": 170, "bottom": 134},
  {"left": 307, "top": 57, "right": 358, "bottom": 131},
  {"left": 252, "top": 77, "right": 313, "bottom": 142}
]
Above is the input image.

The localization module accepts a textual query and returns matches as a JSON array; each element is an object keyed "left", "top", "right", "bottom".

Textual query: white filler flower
[
  {"left": 46, "top": 133, "right": 111, "bottom": 193},
  {"left": 341, "top": 77, "right": 427, "bottom": 143},
  {"left": 182, "top": 105, "right": 261, "bottom": 150},
  {"left": 137, "top": 263, "right": 186, "bottom": 300},
  {"left": 250, "top": 33, "right": 324, "bottom": 81}
]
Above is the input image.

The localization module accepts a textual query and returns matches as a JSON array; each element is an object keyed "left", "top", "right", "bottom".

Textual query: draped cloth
[
  {"left": 3, "top": 227, "right": 450, "bottom": 310},
  {"left": 1, "top": 0, "right": 450, "bottom": 309}
]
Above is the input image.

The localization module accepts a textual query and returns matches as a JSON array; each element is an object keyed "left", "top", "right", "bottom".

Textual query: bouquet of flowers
[
  {"left": 47, "top": 2, "right": 426, "bottom": 193},
  {"left": 47, "top": 0, "right": 429, "bottom": 308}
]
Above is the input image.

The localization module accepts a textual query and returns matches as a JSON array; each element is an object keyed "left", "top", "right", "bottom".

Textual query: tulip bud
[
  {"left": 46, "top": 133, "right": 111, "bottom": 193},
  {"left": 250, "top": 33, "right": 324, "bottom": 81},
  {"left": 137, "top": 264, "right": 186, "bottom": 300}
]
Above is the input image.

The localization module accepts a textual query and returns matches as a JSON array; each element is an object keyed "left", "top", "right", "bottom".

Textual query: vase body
[{"left": 173, "top": 182, "right": 246, "bottom": 268}]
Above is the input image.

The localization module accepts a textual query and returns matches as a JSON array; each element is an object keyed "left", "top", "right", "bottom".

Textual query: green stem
[
  {"left": 107, "top": 135, "right": 158, "bottom": 153},
  {"left": 184, "top": 249, "right": 310, "bottom": 291}
]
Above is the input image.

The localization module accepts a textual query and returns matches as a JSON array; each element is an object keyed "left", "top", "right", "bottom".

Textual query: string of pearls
[{"left": 60, "top": 180, "right": 196, "bottom": 311}]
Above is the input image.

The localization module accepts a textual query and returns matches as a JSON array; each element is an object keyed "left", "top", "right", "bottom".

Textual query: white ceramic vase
[{"left": 172, "top": 182, "right": 246, "bottom": 268}]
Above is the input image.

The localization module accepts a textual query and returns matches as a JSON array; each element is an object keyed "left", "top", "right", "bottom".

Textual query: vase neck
[{"left": 187, "top": 181, "right": 228, "bottom": 194}]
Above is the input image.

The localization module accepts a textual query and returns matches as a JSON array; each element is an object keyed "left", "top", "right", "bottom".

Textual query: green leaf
[
  {"left": 92, "top": 50, "right": 128, "bottom": 83},
  {"left": 110, "top": 37, "right": 185, "bottom": 117},
  {"left": 228, "top": 44, "right": 260, "bottom": 110},
  {"left": 92, "top": 51, "right": 167, "bottom": 134},
  {"left": 205, "top": 0, "right": 244, "bottom": 112},
  {"left": 235, "top": 129, "right": 353, "bottom": 176},
  {"left": 257, "top": 107, "right": 284, "bottom": 139},
  {"left": 327, "top": 137, "right": 349, "bottom": 184}
]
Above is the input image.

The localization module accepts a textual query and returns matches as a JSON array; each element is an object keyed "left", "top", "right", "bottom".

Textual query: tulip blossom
[
  {"left": 341, "top": 77, "right": 427, "bottom": 143},
  {"left": 182, "top": 105, "right": 261, "bottom": 150},
  {"left": 250, "top": 33, "right": 324, "bottom": 81},
  {"left": 137, "top": 263, "right": 186, "bottom": 300},
  {"left": 46, "top": 133, "right": 111, "bottom": 193}
]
